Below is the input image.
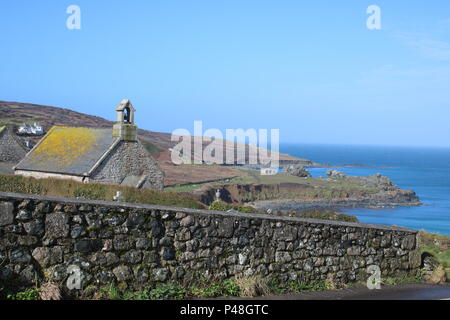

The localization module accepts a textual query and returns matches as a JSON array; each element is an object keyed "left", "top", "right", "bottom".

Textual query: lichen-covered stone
[
  {"left": 16, "top": 210, "right": 31, "bottom": 221},
  {"left": 113, "top": 235, "right": 132, "bottom": 251},
  {"left": 401, "top": 235, "right": 416, "bottom": 250},
  {"left": 0, "top": 202, "right": 14, "bottom": 226},
  {"left": 274, "top": 225, "right": 298, "bottom": 241},
  {"left": 153, "top": 268, "right": 169, "bottom": 281},
  {"left": 121, "top": 250, "right": 142, "bottom": 264},
  {"left": 113, "top": 265, "right": 132, "bottom": 281},
  {"left": 135, "top": 238, "right": 152, "bottom": 250},
  {"left": 45, "top": 213, "right": 69, "bottom": 238},
  {"left": 32, "top": 247, "right": 63, "bottom": 267}
]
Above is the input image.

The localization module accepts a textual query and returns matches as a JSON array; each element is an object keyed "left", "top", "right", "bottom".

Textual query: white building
[
  {"left": 260, "top": 168, "right": 278, "bottom": 176},
  {"left": 17, "top": 123, "right": 44, "bottom": 136}
]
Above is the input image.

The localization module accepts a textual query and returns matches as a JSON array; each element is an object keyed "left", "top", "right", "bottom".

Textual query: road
[{"left": 261, "top": 283, "right": 450, "bottom": 300}]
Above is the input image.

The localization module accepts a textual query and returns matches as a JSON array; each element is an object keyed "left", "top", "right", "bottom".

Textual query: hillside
[
  {"left": 0, "top": 101, "right": 174, "bottom": 151},
  {"left": 0, "top": 100, "right": 305, "bottom": 185}
]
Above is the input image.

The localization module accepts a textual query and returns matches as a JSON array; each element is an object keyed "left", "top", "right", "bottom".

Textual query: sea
[{"left": 280, "top": 143, "right": 450, "bottom": 236}]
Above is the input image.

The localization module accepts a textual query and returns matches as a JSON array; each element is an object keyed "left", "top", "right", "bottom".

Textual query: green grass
[
  {"left": 99, "top": 280, "right": 239, "bottom": 300},
  {"left": 268, "top": 279, "right": 333, "bottom": 295},
  {"left": 6, "top": 288, "right": 41, "bottom": 300},
  {"left": 189, "top": 279, "right": 240, "bottom": 298},
  {"left": 148, "top": 283, "right": 187, "bottom": 300},
  {"left": 419, "top": 231, "right": 450, "bottom": 269},
  {"left": 383, "top": 274, "right": 423, "bottom": 286},
  {"left": 97, "top": 278, "right": 332, "bottom": 300},
  {"left": 420, "top": 245, "right": 450, "bottom": 269},
  {"left": 6, "top": 272, "right": 429, "bottom": 301},
  {"left": 0, "top": 174, "right": 205, "bottom": 209},
  {"left": 418, "top": 231, "right": 450, "bottom": 280}
]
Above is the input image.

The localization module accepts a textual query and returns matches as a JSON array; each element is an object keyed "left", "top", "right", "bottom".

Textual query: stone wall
[
  {"left": 0, "top": 192, "right": 421, "bottom": 292},
  {"left": 90, "top": 140, "right": 164, "bottom": 190},
  {"left": 0, "top": 128, "right": 27, "bottom": 163}
]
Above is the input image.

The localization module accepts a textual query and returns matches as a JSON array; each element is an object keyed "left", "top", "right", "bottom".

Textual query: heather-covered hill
[{"left": 0, "top": 100, "right": 304, "bottom": 185}]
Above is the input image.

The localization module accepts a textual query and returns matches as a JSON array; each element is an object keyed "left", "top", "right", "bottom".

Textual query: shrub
[
  {"left": 209, "top": 200, "right": 256, "bottom": 214},
  {"left": 268, "top": 279, "right": 330, "bottom": 295},
  {"left": 209, "top": 200, "right": 232, "bottom": 211},
  {"left": 188, "top": 278, "right": 240, "bottom": 298},
  {"left": 149, "top": 283, "right": 187, "bottom": 300},
  {"left": 190, "top": 282, "right": 223, "bottom": 298},
  {"left": 7, "top": 288, "right": 41, "bottom": 300},
  {"left": 222, "top": 279, "right": 240, "bottom": 296},
  {"left": 236, "top": 206, "right": 256, "bottom": 213}
]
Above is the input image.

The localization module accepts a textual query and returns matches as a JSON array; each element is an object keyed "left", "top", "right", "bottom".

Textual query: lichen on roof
[
  {"left": 34, "top": 127, "right": 98, "bottom": 165},
  {"left": 15, "top": 126, "right": 117, "bottom": 176}
]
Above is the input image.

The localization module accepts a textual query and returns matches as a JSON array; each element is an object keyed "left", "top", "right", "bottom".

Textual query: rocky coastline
[
  {"left": 194, "top": 170, "right": 421, "bottom": 213},
  {"left": 251, "top": 190, "right": 421, "bottom": 212}
]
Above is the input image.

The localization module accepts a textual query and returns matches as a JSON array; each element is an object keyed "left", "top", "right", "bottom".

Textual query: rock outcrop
[{"left": 285, "top": 164, "right": 311, "bottom": 178}]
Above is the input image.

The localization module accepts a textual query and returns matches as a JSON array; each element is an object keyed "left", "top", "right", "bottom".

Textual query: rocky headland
[{"left": 193, "top": 170, "right": 421, "bottom": 213}]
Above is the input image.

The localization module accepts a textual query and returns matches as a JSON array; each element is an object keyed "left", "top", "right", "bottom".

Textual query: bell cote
[{"left": 113, "top": 99, "right": 137, "bottom": 141}]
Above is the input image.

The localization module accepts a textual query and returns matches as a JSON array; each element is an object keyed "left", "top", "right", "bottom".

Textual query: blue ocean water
[{"left": 280, "top": 144, "right": 450, "bottom": 236}]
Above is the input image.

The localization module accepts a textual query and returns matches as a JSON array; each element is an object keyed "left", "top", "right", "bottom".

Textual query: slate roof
[
  {"left": 121, "top": 175, "right": 146, "bottom": 188},
  {"left": 15, "top": 126, "right": 119, "bottom": 176},
  {"left": 0, "top": 126, "right": 28, "bottom": 150}
]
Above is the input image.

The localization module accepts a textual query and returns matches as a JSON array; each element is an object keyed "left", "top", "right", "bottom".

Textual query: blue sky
[{"left": 1, "top": 1, "right": 450, "bottom": 147}]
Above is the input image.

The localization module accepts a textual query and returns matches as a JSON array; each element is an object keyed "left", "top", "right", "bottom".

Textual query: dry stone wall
[{"left": 0, "top": 192, "right": 421, "bottom": 292}]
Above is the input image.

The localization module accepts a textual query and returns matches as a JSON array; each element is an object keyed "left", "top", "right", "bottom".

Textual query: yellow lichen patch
[
  {"left": 33, "top": 127, "right": 99, "bottom": 166},
  {"left": 0, "top": 126, "right": 5, "bottom": 134}
]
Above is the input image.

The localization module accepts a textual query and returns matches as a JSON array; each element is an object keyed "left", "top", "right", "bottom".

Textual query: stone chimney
[{"left": 112, "top": 99, "right": 137, "bottom": 141}]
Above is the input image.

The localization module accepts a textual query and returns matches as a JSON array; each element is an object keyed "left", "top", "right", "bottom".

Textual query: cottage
[
  {"left": 14, "top": 99, "right": 165, "bottom": 189},
  {"left": 0, "top": 125, "right": 29, "bottom": 164},
  {"left": 17, "top": 122, "right": 44, "bottom": 136}
]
